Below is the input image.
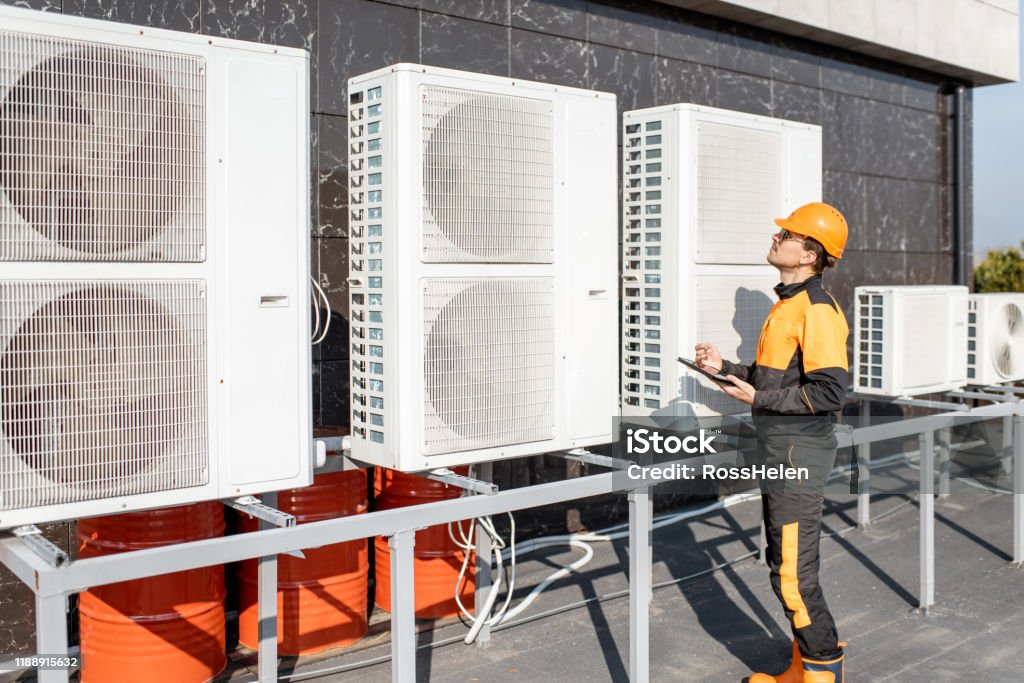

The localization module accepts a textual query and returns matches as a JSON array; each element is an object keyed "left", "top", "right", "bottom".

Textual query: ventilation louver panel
[
  {"left": 696, "top": 122, "right": 780, "bottom": 265},
  {"left": 0, "top": 31, "right": 205, "bottom": 262},
  {"left": 0, "top": 280, "right": 208, "bottom": 511},
  {"left": 421, "top": 278, "right": 555, "bottom": 455},
  {"left": 421, "top": 86, "right": 554, "bottom": 264}
]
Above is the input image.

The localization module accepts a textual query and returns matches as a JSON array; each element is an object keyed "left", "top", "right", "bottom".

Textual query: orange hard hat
[{"left": 774, "top": 202, "right": 848, "bottom": 259}]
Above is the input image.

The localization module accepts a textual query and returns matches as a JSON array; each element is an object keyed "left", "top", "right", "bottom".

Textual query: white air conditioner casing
[
  {"left": 854, "top": 285, "right": 968, "bottom": 396},
  {"left": 346, "top": 64, "right": 617, "bottom": 472},
  {"left": 620, "top": 104, "right": 822, "bottom": 417},
  {"left": 967, "top": 293, "right": 1024, "bottom": 385},
  {"left": 0, "top": 6, "right": 312, "bottom": 528}
]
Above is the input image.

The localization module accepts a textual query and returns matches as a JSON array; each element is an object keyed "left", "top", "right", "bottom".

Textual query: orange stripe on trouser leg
[{"left": 780, "top": 522, "right": 811, "bottom": 629}]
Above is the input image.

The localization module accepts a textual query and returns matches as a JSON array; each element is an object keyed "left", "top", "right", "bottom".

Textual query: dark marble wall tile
[
  {"left": 822, "top": 249, "right": 862, "bottom": 326},
  {"left": 863, "top": 250, "right": 907, "bottom": 286},
  {"left": 771, "top": 81, "right": 821, "bottom": 126},
  {"left": 717, "top": 24, "right": 773, "bottom": 79},
  {"left": 0, "top": 0, "right": 60, "bottom": 10},
  {"left": 770, "top": 38, "right": 820, "bottom": 88},
  {"left": 588, "top": 44, "right": 657, "bottom": 115},
  {"left": 64, "top": 0, "right": 200, "bottom": 31},
  {"left": 904, "top": 181, "right": 941, "bottom": 253},
  {"left": 512, "top": 0, "right": 587, "bottom": 40},
  {"left": 655, "top": 15, "right": 718, "bottom": 66},
  {"left": 421, "top": 12, "right": 508, "bottom": 77},
  {"left": 317, "top": 236, "right": 349, "bottom": 320},
  {"left": 903, "top": 74, "right": 942, "bottom": 112},
  {"left": 901, "top": 107, "right": 942, "bottom": 183},
  {"left": 655, "top": 57, "right": 714, "bottom": 107},
  {"left": 317, "top": 114, "right": 347, "bottom": 237},
  {"left": 716, "top": 69, "right": 770, "bottom": 117},
  {"left": 202, "top": 0, "right": 315, "bottom": 51},
  {"left": 319, "top": 360, "right": 350, "bottom": 427},
  {"left": 865, "top": 176, "right": 911, "bottom": 252},
  {"left": 823, "top": 170, "right": 867, "bottom": 251},
  {"left": 311, "top": 361, "right": 323, "bottom": 424},
  {"left": 318, "top": 0, "right": 418, "bottom": 115},
  {"left": 371, "top": 0, "right": 418, "bottom": 7},
  {"left": 905, "top": 252, "right": 943, "bottom": 286},
  {"left": 859, "top": 99, "right": 908, "bottom": 179},
  {"left": 820, "top": 54, "right": 902, "bottom": 105},
  {"left": 316, "top": 312, "right": 350, "bottom": 363},
  {"left": 511, "top": 30, "right": 589, "bottom": 88},
  {"left": 587, "top": 0, "right": 658, "bottom": 54},
  {"left": 421, "top": 0, "right": 507, "bottom": 25}
]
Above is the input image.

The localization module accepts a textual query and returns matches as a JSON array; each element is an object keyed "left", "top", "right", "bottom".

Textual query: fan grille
[
  {"left": 0, "top": 281, "right": 208, "bottom": 511},
  {"left": 421, "top": 86, "right": 553, "bottom": 263},
  {"left": 993, "top": 302, "right": 1023, "bottom": 378},
  {"left": 422, "top": 278, "right": 555, "bottom": 455},
  {"left": 0, "top": 32, "right": 205, "bottom": 261},
  {"left": 695, "top": 122, "right": 781, "bottom": 265}
]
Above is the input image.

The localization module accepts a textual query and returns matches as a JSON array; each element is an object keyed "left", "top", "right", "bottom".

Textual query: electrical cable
[{"left": 309, "top": 275, "right": 332, "bottom": 345}]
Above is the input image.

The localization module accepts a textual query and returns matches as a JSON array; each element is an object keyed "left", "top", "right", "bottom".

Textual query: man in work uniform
[{"left": 695, "top": 202, "right": 849, "bottom": 683}]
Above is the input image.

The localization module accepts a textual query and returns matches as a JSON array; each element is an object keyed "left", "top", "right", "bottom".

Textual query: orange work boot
[
  {"left": 801, "top": 650, "right": 844, "bottom": 683},
  {"left": 749, "top": 640, "right": 802, "bottom": 683}
]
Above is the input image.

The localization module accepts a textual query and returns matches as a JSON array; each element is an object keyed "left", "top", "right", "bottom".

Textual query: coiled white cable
[{"left": 309, "top": 275, "right": 332, "bottom": 345}]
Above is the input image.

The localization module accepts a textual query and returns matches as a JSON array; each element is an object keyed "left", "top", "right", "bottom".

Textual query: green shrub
[{"left": 974, "top": 241, "right": 1024, "bottom": 292}]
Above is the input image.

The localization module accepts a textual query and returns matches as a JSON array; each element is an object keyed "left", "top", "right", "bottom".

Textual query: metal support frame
[
  {"left": 11, "top": 526, "right": 68, "bottom": 568},
  {"left": 474, "top": 462, "right": 494, "bottom": 647},
  {"left": 257, "top": 491, "right": 280, "bottom": 683},
  {"left": 858, "top": 399, "right": 872, "bottom": 528},
  {"left": 757, "top": 520, "right": 767, "bottom": 565},
  {"left": 1002, "top": 415, "right": 1014, "bottom": 477},
  {"left": 421, "top": 468, "right": 498, "bottom": 496},
  {"left": 389, "top": 530, "right": 417, "bottom": 683},
  {"left": 919, "top": 430, "right": 935, "bottom": 612},
  {"left": 937, "top": 428, "right": 951, "bottom": 498},
  {"left": 561, "top": 448, "right": 634, "bottom": 470},
  {"left": 4, "top": 398, "right": 1023, "bottom": 681},
  {"left": 628, "top": 486, "right": 652, "bottom": 683},
  {"left": 227, "top": 495, "right": 296, "bottom": 529},
  {"left": 1014, "top": 415, "right": 1024, "bottom": 567},
  {"left": 35, "top": 592, "right": 68, "bottom": 683}
]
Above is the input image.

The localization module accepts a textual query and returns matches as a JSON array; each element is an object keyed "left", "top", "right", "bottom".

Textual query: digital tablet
[{"left": 677, "top": 356, "right": 732, "bottom": 383}]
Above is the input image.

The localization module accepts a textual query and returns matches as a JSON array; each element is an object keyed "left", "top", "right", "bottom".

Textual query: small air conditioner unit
[
  {"left": 967, "top": 293, "right": 1024, "bottom": 385},
  {"left": 0, "top": 6, "right": 312, "bottom": 528},
  {"left": 346, "top": 64, "right": 618, "bottom": 472},
  {"left": 854, "top": 285, "right": 968, "bottom": 397},
  {"left": 620, "top": 104, "right": 822, "bottom": 417}
]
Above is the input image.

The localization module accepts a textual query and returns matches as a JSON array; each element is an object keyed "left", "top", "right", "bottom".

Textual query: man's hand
[
  {"left": 721, "top": 375, "right": 756, "bottom": 406},
  {"left": 694, "top": 342, "right": 723, "bottom": 373}
]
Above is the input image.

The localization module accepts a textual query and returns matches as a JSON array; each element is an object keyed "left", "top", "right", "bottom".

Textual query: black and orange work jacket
[{"left": 721, "top": 274, "right": 849, "bottom": 417}]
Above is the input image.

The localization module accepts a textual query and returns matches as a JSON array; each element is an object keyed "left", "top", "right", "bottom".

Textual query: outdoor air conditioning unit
[
  {"left": 346, "top": 64, "right": 618, "bottom": 472},
  {"left": 854, "top": 286, "right": 969, "bottom": 397},
  {"left": 967, "top": 293, "right": 1024, "bottom": 385},
  {"left": 620, "top": 104, "right": 822, "bottom": 417},
  {"left": 0, "top": 7, "right": 312, "bottom": 529}
]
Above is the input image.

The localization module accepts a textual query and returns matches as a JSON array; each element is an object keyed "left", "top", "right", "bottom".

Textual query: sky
[{"left": 972, "top": 8, "right": 1024, "bottom": 258}]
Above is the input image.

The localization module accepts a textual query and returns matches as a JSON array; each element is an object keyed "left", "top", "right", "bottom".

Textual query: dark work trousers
[{"left": 759, "top": 440, "right": 842, "bottom": 661}]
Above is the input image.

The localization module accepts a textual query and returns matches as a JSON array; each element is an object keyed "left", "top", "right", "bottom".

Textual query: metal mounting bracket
[
  {"left": 226, "top": 496, "right": 304, "bottom": 559},
  {"left": 419, "top": 468, "right": 498, "bottom": 495},
  {"left": 12, "top": 525, "right": 68, "bottom": 568},
  {"left": 560, "top": 448, "right": 634, "bottom": 470}
]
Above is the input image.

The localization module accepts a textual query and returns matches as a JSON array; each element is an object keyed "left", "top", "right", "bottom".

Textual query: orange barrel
[
  {"left": 236, "top": 467, "right": 369, "bottom": 654},
  {"left": 373, "top": 467, "right": 475, "bottom": 618},
  {"left": 77, "top": 502, "right": 226, "bottom": 683}
]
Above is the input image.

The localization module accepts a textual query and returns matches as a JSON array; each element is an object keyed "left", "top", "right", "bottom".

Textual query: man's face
[{"left": 767, "top": 227, "right": 809, "bottom": 268}]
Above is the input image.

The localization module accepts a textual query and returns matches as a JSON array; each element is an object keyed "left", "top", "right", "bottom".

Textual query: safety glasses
[{"left": 777, "top": 228, "right": 806, "bottom": 244}]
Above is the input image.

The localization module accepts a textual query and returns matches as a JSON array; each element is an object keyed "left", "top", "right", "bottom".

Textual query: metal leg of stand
[
  {"left": 390, "top": 530, "right": 417, "bottom": 683},
  {"left": 35, "top": 593, "right": 68, "bottom": 683},
  {"left": 628, "top": 486, "right": 652, "bottom": 683},
  {"left": 258, "top": 491, "right": 279, "bottom": 683},
  {"left": 474, "top": 462, "right": 494, "bottom": 647},
  {"left": 757, "top": 519, "right": 767, "bottom": 565},
  {"left": 919, "top": 430, "right": 935, "bottom": 611},
  {"left": 938, "top": 427, "right": 951, "bottom": 498},
  {"left": 1003, "top": 416, "right": 1014, "bottom": 477},
  {"left": 1014, "top": 415, "right": 1024, "bottom": 567},
  {"left": 858, "top": 399, "right": 871, "bottom": 528}
]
